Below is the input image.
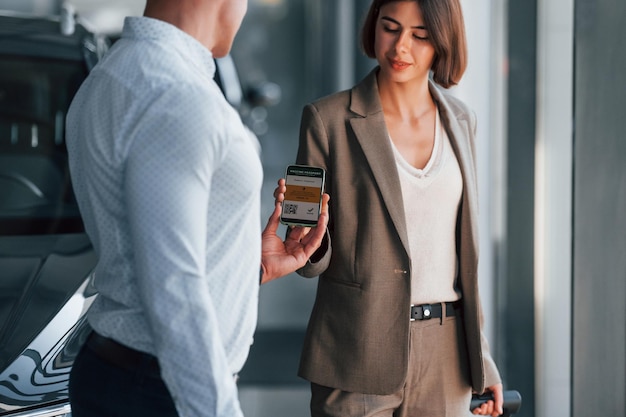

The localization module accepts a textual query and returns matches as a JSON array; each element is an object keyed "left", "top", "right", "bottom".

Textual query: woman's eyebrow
[{"left": 381, "top": 15, "right": 427, "bottom": 30}]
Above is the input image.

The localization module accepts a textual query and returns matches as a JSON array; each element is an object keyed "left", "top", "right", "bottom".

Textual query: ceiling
[
  {"left": 70, "top": 0, "right": 145, "bottom": 34},
  {"left": 0, "top": 0, "right": 287, "bottom": 35},
  {"left": 0, "top": 0, "right": 146, "bottom": 34}
]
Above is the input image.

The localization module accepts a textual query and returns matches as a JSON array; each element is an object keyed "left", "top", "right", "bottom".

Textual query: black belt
[
  {"left": 410, "top": 301, "right": 461, "bottom": 321},
  {"left": 86, "top": 331, "right": 162, "bottom": 378}
]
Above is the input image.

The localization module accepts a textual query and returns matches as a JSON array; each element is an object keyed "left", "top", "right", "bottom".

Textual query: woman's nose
[{"left": 394, "top": 31, "right": 410, "bottom": 53}]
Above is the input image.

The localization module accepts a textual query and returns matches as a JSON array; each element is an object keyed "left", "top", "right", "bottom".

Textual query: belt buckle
[{"left": 410, "top": 304, "right": 433, "bottom": 321}]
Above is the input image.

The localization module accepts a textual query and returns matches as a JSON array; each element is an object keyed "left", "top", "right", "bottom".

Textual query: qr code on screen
[{"left": 284, "top": 203, "right": 298, "bottom": 215}]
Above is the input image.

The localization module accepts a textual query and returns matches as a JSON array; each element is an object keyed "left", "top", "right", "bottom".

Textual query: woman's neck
[{"left": 377, "top": 74, "right": 434, "bottom": 120}]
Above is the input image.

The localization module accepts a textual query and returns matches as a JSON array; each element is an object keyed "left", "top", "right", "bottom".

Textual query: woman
[{"left": 277, "top": 0, "right": 503, "bottom": 416}]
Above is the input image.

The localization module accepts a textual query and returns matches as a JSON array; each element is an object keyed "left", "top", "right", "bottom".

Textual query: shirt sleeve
[{"left": 124, "top": 87, "right": 243, "bottom": 417}]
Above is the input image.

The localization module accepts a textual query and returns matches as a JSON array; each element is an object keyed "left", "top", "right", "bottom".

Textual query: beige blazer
[{"left": 295, "top": 68, "right": 501, "bottom": 395}]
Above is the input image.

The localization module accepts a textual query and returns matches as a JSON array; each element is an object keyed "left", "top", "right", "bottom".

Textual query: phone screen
[{"left": 280, "top": 165, "right": 326, "bottom": 227}]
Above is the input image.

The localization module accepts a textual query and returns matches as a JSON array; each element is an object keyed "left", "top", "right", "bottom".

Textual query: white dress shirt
[{"left": 66, "top": 17, "right": 262, "bottom": 417}]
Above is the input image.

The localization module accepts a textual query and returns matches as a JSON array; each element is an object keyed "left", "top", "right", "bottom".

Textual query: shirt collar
[{"left": 121, "top": 16, "right": 216, "bottom": 77}]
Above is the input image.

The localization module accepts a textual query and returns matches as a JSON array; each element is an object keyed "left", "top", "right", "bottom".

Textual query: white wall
[
  {"left": 534, "top": 0, "right": 574, "bottom": 416},
  {"left": 456, "top": 0, "right": 508, "bottom": 356},
  {"left": 459, "top": 3, "right": 575, "bottom": 416}
]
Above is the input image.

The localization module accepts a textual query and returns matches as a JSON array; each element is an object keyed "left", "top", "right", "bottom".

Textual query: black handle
[{"left": 470, "top": 390, "right": 522, "bottom": 416}]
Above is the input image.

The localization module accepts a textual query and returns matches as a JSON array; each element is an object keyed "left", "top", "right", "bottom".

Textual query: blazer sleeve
[
  {"left": 467, "top": 106, "right": 502, "bottom": 390},
  {"left": 482, "top": 331, "right": 502, "bottom": 388},
  {"left": 466, "top": 109, "right": 480, "bottom": 197},
  {"left": 295, "top": 103, "right": 333, "bottom": 278},
  {"left": 477, "top": 294, "right": 502, "bottom": 389}
]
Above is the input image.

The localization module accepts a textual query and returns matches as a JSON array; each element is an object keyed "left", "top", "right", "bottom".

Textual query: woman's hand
[
  {"left": 472, "top": 383, "right": 503, "bottom": 416},
  {"left": 260, "top": 179, "right": 329, "bottom": 284}
]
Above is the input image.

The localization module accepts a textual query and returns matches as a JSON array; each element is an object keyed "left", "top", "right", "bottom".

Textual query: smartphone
[{"left": 280, "top": 164, "right": 326, "bottom": 227}]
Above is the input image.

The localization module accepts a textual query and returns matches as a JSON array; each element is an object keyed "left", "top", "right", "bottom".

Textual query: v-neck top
[{"left": 390, "top": 109, "right": 463, "bottom": 305}]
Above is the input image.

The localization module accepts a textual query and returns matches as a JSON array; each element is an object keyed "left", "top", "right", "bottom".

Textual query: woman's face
[{"left": 373, "top": 1, "right": 436, "bottom": 84}]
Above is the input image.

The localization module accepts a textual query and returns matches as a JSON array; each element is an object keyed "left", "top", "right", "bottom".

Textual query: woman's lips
[{"left": 388, "top": 58, "right": 411, "bottom": 71}]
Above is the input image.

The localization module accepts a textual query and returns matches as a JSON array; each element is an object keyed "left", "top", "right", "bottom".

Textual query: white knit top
[{"left": 390, "top": 110, "right": 463, "bottom": 305}]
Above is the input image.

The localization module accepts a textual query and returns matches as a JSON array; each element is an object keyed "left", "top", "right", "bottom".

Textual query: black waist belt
[
  {"left": 410, "top": 301, "right": 462, "bottom": 321},
  {"left": 86, "top": 331, "right": 162, "bottom": 378}
]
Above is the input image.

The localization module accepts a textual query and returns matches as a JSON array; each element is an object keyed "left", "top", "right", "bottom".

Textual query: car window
[
  {"left": 0, "top": 54, "right": 87, "bottom": 236},
  {"left": 0, "top": 53, "right": 95, "bottom": 372}
]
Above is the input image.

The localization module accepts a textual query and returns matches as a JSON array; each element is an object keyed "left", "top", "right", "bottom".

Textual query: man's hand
[
  {"left": 472, "top": 383, "right": 503, "bottom": 416},
  {"left": 260, "top": 186, "right": 329, "bottom": 284}
]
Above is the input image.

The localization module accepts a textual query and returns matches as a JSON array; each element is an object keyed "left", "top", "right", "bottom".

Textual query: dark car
[
  {"left": 0, "top": 9, "right": 279, "bottom": 417},
  {"left": 0, "top": 9, "right": 105, "bottom": 417}
]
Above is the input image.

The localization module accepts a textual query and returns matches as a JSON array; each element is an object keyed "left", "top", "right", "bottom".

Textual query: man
[{"left": 65, "top": 0, "right": 328, "bottom": 416}]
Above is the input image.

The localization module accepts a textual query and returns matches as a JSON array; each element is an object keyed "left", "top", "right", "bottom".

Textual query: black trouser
[{"left": 69, "top": 334, "right": 178, "bottom": 417}]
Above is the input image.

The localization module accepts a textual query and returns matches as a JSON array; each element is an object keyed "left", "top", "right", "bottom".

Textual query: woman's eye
[
  {"left": 413, "top": 29, "right": 429, "bottom": 40},
  {"left": 383, "top": 26, "right": 399, "bottom": 33}
]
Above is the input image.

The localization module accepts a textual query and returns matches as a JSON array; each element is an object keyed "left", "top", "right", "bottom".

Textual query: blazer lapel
[
  {"left": 349, "top": 69, "right": 411, "bottom": 256},
  {"left": 428, "top": 81, "right": 476, "bottom": 192},
  {"left": 429, "top": 81, "right": 480, "bottom": 263},
  {"left": 347, "top": 71, "right": 479, "bottom": 266}
]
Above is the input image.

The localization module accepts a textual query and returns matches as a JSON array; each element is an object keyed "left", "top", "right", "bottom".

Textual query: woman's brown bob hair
[{"left": 360, "top": 0, "right": 468, "bottom": 88}]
